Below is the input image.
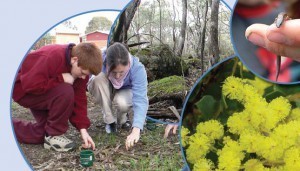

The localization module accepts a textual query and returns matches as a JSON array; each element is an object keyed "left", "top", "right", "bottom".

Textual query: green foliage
[
  {"left": 148, "top": 75, "right": 186, "bottom": 97},
  {"left": 182, "top": 57, "right": 300, "bottom": 170},
  {"left": 264, "top": 84, "right": 300, "bottom": 108},
  {"left": 113, "top": 125, "right": 183, "bottom": 171},
  {"left": 85, "top": 16, "right": 112, "bottom": 34},
  {"left": 32, "top": 33, "right": 55, "bottom": 50},
  {"left": 134, "top": 44, "right": 189, "bottom": 81},
  {"left": 195, "top": 95, "right": 219, "bottom": 118}
]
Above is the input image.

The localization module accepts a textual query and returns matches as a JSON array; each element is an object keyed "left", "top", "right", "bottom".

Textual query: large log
[{"left": 146, "top": 108, "right": 182, "bottom": 119}]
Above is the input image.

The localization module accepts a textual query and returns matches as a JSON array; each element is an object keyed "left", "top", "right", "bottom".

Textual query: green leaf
[
  {"left": 195, "top": 95, "right": 219, "bottom": 120},
  {"left": 264, "top": 85, "right": 286, "bottom": 101}
]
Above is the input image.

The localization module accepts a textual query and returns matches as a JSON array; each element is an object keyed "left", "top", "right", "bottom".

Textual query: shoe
[
  {"left": 105, "top": 122, "right": 117, "bottom": 134},
  {"left": 121, "top": 120, "right": 132, "bottom": 131},
  {"left": 44, "top": 135, "right": 75, "bottom": 152}
]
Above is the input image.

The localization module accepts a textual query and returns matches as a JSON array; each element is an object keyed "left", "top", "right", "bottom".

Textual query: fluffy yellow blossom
[
  {"left": 244, "top": 159, "right": 268, "bottom": 171},
  {"left": 217, "top": 138, "right": 244, "bottom": 171},
  {"left": 269, "top": 167, "right": 284, "bottom": 171},
  {"left": 222, "top": 76, "right": 263, "bottom": 105},
  {"left": 184, "top": 76, "right": 299, "bottom": 170},
  {"left": 283, "top": 147, "right": 300, "bottom": 171},
  {"left": 227, "top": 112, "right": 253, "bottom": 135},
  {"left": 222, "top": 76, "right": 244, "bottom": 101},
  {"left": 242, "top": 84, "right": 261, "bottom": 103},
  {"left": 181, "top": 126, "right": 190, "bottom": 147},
  {"left": 270, "top": 121, "right": 300, "bottom": 150},
  {"left": 248, "top": 76, "right": 272, "bottom": 95},
  {"left": 255, "top": 137, "right": 283, "bottom": 162},
  {"left": 239, "top": 132, "right": 262, "bottom": 153},
  {"left": 287, "top": 108, "right": 300, "bottom": 121},
  {"left": 218, "top": 150, "right": 242, "bottom": 171},
  {"left": 186, "top": 134, "right": 212, "bottom": 164},
  {"left": 196, "top": 120, "right": 224, "bottom": 140},
  {"left": 193, "top": 158, "right": 214, "bottom": 171},
  {"left": 268, "top": 97, "right": 291, "bottom": 121}
]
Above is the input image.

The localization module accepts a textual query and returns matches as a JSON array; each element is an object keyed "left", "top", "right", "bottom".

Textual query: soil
[{"left": 12, "top": 94, "right": 184, "bottom": 171}]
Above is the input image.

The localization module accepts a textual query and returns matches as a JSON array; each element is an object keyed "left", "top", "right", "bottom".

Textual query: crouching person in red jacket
[{"left": 12, "top": 43, "right": 102, "bottom": 152}]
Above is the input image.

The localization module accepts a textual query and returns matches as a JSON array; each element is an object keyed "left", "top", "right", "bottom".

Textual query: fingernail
[
  {"left": 267, "top": 32, "right": 291, "bottom": 45},
  {"left": 247, "top": 33, "right": 266, "bottom": 48}
]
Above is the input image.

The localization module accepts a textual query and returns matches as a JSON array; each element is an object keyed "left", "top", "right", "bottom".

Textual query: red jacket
[{"left": 13, "top": 44, "right": 90, "bottom": 130}]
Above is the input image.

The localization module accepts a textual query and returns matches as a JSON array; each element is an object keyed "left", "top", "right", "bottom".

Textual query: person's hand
[
  {"left": 62, "top": 73, "right": 75, "bottom": 85},
  {"left": 80, "top": 129, "right": 95, "bottom": 150},
  {"left": 125, "top": 127, "right": 140, "bottom": 150},
  {"left": 164, "top": 124, "right": 179, "bottom": 138},
  {"left": 245, "top": 19, "right": 300, "bottom": 62}
]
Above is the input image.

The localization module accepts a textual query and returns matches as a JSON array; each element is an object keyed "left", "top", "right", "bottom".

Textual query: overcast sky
[{"left": 49, "top": 11, "right": 120, "bottom": 35}]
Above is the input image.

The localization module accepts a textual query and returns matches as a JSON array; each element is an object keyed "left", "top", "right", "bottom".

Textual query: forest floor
[{"left": 11, "top": 94, "right": 184, "bottom": 171}]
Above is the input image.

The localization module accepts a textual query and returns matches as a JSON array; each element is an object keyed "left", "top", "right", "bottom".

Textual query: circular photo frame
[
  {"left": 231, "top": 0, "right": 300, "bottom": 84},
  {"left": 180, "top": 56, "right": 300, "bottom": 170}
]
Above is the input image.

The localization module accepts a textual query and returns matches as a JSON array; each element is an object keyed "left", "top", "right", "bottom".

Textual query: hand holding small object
[
  {"left": 274, "top": 12, "right": 290, "bottom": 81},
  {"left": 245, "top": 15, "right": 300, "bottom": 81}
]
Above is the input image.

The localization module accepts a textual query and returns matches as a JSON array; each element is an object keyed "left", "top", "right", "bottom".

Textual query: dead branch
[{"left": 147, "top": 107, "right": 182, "bottom": 119}]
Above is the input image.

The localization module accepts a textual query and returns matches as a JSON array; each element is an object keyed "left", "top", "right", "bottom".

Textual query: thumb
[
  {"left": 266, "top": 19, "right": 300, "bottom": 46},
  {"left": 134, "top": 134, "right": 140, "bottom": 143}
]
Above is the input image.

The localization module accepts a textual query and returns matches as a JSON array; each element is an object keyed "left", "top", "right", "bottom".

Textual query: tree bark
[
  {"left": 209, "top": 0, "right": 220, "bottom": 65},
  {"left": 199, "top": 0, "right": 208, "bottom": 75},
  {"left": 147, "top": 108, "right": 182, "bottom": 119},
  {"left": 195, "top": 1, "right": 202, "bottom": 56},
  {"left": 158, "top": 0, "right": 162, "bottom": 44},
  {"left": 172, "top": 0, "right": 177, "bottom": 52},
  {"left": 109, "top": 0, "right": 141, "bottom": 45},
  {"left": 176, "top": 0, "right": 187, "bottom": 57},
  {"left": 149, "top": 1, "right": 155, "bottom": 45}
]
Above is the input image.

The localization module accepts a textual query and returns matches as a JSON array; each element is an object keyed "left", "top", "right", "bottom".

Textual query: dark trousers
[{"left": 13, "top": 83, "right": 74, "bottom": 144}]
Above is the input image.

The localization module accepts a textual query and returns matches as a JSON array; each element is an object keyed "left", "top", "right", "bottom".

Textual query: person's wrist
[
  {"left": 132, "top": 127, "right": 140, "bottom": 134},
  {"left": 80, "top": 128, "right": 88, "bottom": 134}
]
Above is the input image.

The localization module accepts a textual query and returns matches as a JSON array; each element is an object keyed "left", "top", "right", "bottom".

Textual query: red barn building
[{"left": 81, "top": 30, "right": 109, "bottom": 49}]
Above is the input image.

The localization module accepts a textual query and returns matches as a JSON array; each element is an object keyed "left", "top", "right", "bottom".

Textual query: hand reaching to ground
[
  {"left": 80, "top": 129, "right": 95, "bottom": 150},
  {"left": 164, "top": 124, "right": 179, "bottom": 138},
  {"left": 245, "top": 19, "right": 300, "bottom": 62},
  {"left": 125, "top": 127, "right": 140, "bottom": 150}
]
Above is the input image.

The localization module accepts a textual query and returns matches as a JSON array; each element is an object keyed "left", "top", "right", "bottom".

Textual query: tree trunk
[
  {"left": 109, "top": 0, "right": 141, "bottom": 45},
  {"left": 176, "top": 0, "right": 187, "bottom": 57},
  {"left": 199, "top": 0, "right": 208, "bottom": 75},
  {"left": 209, "top": 0, "right": 220, "bottom": 65},
  {"left": 136, "top": 6, "right": 141, "bottom": 51},
  {"left": 195, "top": 0, "right": 202, "bottom": 57},
  {"left": 158, "top": 0, "right": 162, "bottom": 44},
  {"left": 172, "top": 0, "right": 177, "bottom": 52},
  {"left": 149, "top": 1, "right": 155, "bottom": 45}
]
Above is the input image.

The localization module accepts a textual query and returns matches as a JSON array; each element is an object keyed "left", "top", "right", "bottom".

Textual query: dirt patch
[{"left": 11, "top": 94, "right": 184, "bottom": 171}]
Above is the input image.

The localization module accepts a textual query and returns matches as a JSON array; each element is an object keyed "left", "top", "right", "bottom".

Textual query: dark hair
[
  {"left": 72, "top": 43, "right": 102, "bottom": 75},
  {"left": 106, "top": 42, "right": 129, "bottom": 74}
]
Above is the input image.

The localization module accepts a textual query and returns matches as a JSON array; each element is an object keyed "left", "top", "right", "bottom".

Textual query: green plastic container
[{"left": 80, "top": 150, "right": 94, "bottom": 167}]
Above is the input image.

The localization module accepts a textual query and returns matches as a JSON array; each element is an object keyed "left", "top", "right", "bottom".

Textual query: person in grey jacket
[{"left": 87, "top": 42, "right": 148, "bottom": 150}]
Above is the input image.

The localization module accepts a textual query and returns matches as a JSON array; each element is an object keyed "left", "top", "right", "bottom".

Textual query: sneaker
[
  {"left": 121, "top": 120, "right": 132, "bottom": 131},
  {"left": 44, "top": 135, "right": 75, "bottom": 152},
  {"left": 105, "top": 122, "right": 117, "bottom": 134}
]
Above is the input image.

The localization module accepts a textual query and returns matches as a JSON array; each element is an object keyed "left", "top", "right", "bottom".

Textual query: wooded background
[
  {"left": 110, "top": 0, "right": 233, "bottom": 74},
  {"left": 33, "top": 0, "right": 235, "bottom": 117}
]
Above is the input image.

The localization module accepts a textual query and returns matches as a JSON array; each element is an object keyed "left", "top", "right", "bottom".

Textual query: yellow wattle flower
[{"left": 181, "top": 126, "right": 190, "bottom": 147}]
